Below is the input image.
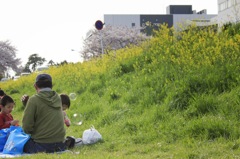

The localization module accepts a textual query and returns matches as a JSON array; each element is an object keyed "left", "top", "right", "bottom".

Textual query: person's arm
[
  {"left": 63, "top": 111, "right": 71, "bottom": 127},
  {"left": 22, "top": 98, "right": 36, "bottom": 134},
  {"left": 0, "top": 115, "right": 11, "bottom": 129}
]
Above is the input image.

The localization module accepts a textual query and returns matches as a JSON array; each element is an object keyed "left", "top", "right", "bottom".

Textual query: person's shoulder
[
  {"left": 29, "top": 94, "right": 38, "bottom": 98},
  {"left": 27, "top": 95, "right": 39, "bottom": 103}
]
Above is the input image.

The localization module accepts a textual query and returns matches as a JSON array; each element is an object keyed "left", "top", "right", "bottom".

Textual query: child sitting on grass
[
  {"left": 0, "top": 95, "right": 19, "bottom": 129},
  {"left": 60, "top": 93, "right": 71, "bottom": 127}
]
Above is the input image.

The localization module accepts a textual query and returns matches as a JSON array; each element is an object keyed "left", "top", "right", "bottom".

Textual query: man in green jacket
[{"left": 22, "top": 73, "right": 66, "bottom": 153}]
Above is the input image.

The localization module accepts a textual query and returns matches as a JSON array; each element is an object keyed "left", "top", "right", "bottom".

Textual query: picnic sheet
[
  {"left": 0, "top": 150, "right": 73, "bottom": 158},
  {"left": 0, "top": 153, "right": 29, "bottom": 158}
]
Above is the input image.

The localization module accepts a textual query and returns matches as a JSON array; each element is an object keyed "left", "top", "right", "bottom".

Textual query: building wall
[
  {"left": 140, "top": 15, "right": 173, "bottom": 27},
  {"left": 167, "top": 5, "right": 193, "bottom": 14},
  {"left": 104, "top": 14, "right": 140, "bottom": 28},
  {"left": 104, "top": 5, "right": 217, "bottom": 32},
  {"left": 173, "top": 14, "right": 217, "bottom": 31},
  {"left": 217, "top": 0, "right": 240, "bottom": 26}
]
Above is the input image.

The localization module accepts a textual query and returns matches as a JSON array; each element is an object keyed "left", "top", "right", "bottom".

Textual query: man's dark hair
[
  {"left": 60, "top": 94, "right": 71, "bottom": 108},
  {"left": 35, "top": 80, "right": 52, "bottom": 88},
  {"left": 35, "top": 74, "right": 52, "bottom": 89}
]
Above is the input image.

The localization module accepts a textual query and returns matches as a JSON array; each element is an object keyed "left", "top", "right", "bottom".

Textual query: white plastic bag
[{"left": 82, "top": 126, "right": 102, "bottom": 145}]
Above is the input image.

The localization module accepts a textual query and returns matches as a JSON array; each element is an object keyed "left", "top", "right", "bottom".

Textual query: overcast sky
[{"left": 0, "top": 0, "right": 218, "bottom": 66}]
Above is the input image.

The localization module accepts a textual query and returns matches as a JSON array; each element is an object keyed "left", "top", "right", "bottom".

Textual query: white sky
[{"left": 0, "top": 0, "right": 218, "bottom": 66}]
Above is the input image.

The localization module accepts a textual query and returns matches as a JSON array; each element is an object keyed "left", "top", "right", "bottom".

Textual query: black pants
[{"left": 23, "top": 138, "right": 66, "bottom": 154}]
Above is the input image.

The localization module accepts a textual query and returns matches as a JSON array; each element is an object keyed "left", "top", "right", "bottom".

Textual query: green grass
[{"left": 1, "top": 25, "right": 240, "bottom": 158}]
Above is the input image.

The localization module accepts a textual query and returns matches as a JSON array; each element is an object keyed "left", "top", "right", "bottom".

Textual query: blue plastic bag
[
  {"left": 0, "top": 128, "right": 9, "bottom": 151},
  {"left": 0, "top": 126, "right": 18, "bottom": 151},
  {"left": 2, "top": 127, "right": 30, "bottom": 155}
]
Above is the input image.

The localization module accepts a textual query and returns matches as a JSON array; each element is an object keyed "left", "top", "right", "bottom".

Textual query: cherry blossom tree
[
  {"left": 81, "top": 25, "right": 149, "bottom": 60},
  {"left": 0, "top": 40, "right": 21, "bottom": 76}
]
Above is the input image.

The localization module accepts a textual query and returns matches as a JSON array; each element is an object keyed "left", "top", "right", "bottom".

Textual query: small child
[
  {"left": 0, "top": 95, "right": 19, "bottom": 129},
  {"left": 60, "top": 94, "right": 71, "bottom": 127}
]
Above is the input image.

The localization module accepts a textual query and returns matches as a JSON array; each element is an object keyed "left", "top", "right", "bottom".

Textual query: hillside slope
[{"left": 1, "top": 25, "right": 240, "bottom": 158}]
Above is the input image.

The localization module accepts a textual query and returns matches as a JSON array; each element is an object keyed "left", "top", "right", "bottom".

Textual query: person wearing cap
[{"left": 22, "top": 73, "right": 66, "bottom": 153}]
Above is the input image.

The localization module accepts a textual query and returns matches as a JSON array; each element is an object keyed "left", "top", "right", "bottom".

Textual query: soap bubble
[
  {"left": 69, "top": 93, "right": 77, "bottom": 101},
  {"left": 72, "top": 113, "right": 83, "bottom": 126}
]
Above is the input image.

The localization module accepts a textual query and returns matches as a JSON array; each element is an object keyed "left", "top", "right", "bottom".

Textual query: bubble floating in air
[
  {"left": 72, "top": 113, "right": 83, "bottom": 126},
  {"left": 69, "top": 93, "right": 77, "bottom": 101}
]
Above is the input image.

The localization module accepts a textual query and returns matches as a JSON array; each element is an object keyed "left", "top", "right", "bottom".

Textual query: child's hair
[
  {"left": 0, "top": 95, "right": 14, "bottom": 111},
  {"left": 60, "top": 94, "right": 71, "bottom": 108},
  {"left": 0, "top": 89, "right": 5, "bottom": 97}
]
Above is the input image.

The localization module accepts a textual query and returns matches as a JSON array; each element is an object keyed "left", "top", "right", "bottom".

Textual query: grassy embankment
[{"left": 1, "top": 25, "right": 240, "bottom": 158}]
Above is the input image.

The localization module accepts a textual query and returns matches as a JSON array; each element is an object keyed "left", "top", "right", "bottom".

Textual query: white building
[
  {"left": 104, "top": 5, "right": 217, "bottom": 32},
  {"left": 217, "top": 0, "right": 240, "bottom": 27}
]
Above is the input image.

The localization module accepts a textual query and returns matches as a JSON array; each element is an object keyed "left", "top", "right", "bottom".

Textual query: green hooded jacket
[{"left": 22, "top": 91, "right": 66, "bottom": 143}]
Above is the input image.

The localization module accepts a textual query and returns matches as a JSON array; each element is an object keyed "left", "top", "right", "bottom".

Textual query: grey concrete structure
[
  {"left": 173, "top": 14, "right": 217, "bottom": 31},
  {"left": 104, "top": 5, "right": 217, "bottom": 32},
  {"left": 167, "top": 5, "right": 193, "bottom": 14},
  {"left": 104, "top": 15, "right": 141, "bottom": 28},
  {"left": 140, "top": 15, "right": 173, "bottom": 28},
  {"left": 217, "top": 0, "right": 240, "bottom": 27}
]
